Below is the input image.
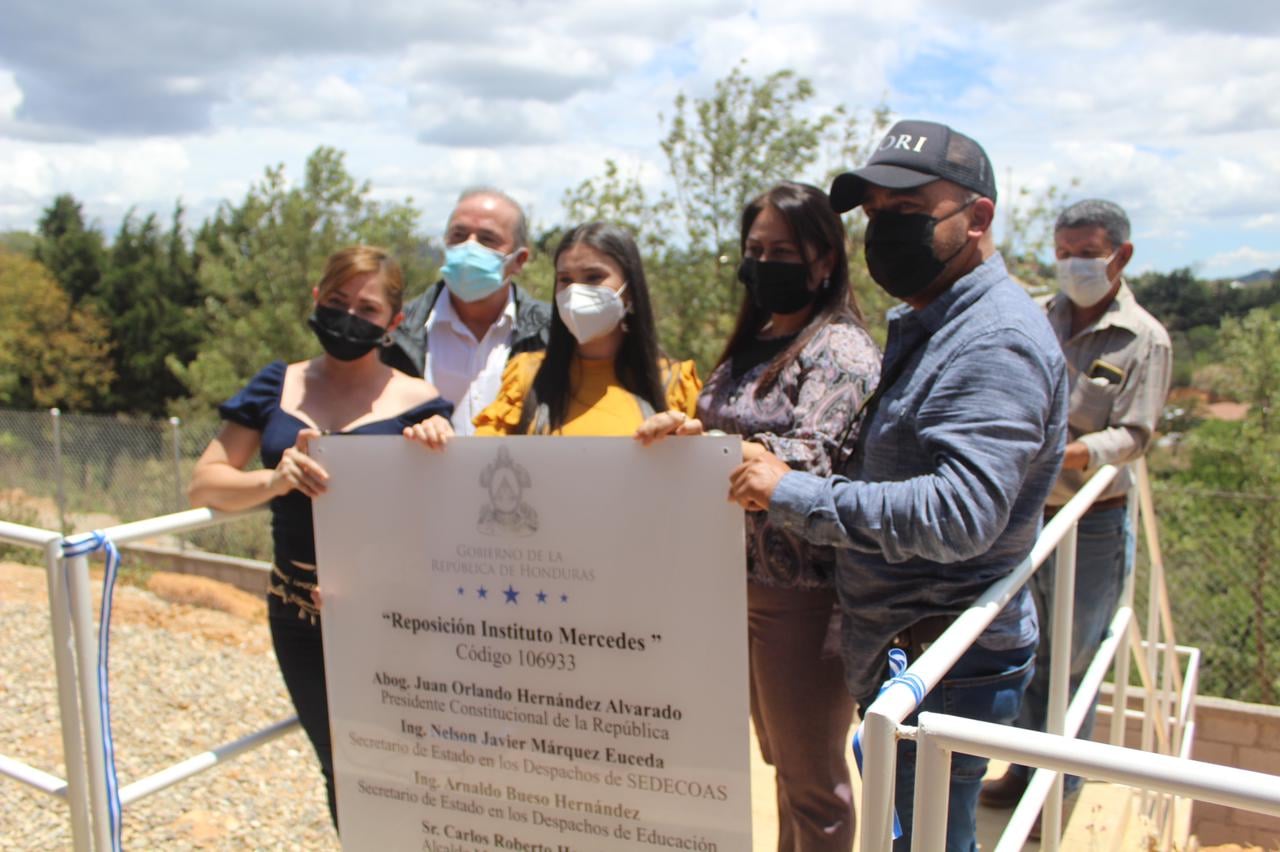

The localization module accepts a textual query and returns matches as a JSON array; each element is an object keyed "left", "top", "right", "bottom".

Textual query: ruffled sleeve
[
  {"left": 473, "top": 353, "right": 544, "bottom": 436},
  {"left": 217, "top": 361, "right": 285, "bottom": 431},
  {"left": 662, "top": 359, "right": 702, "bottom": 418}
]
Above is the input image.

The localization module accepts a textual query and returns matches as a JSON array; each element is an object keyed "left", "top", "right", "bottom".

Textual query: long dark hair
[
  {"left": 519, "top": 223, "right": 666, "bottom": 433},
  {"left": 719, "top": 181, "right": 863, "bottom": 393}
]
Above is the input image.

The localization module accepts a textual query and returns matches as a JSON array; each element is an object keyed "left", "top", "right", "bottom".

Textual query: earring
[
  {"left": 822, "top": 276, "right": 831, "bottom": 290},
  {"left": 381, "top": 332, "right": 393, "bottom": 346}
]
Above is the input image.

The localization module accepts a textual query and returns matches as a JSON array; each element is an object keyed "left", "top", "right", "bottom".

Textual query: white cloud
[
  {"left": 0, "top": 71, "right": 21, "bottom": 119},
  {"left": 163, "top": 76, "right": 210, "bottom": 97},
  {"left": 0, "top": 0, "right": 742, "bottom": 136},
  {"left": 0, "top": 0, "right": 1276, "bottom": 277},
  {"left": 240, "top": 69, "right": 373, "bottom": 125},
  {"left": 410, "top": 95, "right": 565, "bottom": 148},
  {"left": 0, "top": 148, "right": 49, "bottom": 200},
  {"left": 1117, "top": 0, "right": 1280, "bottom": 35},
  {"left": 1203, "top": 246, "right": 1280, "bottom": 272},
  {"left": 400, "top": 37, "right": 618, "bottom": 104},
  {"left": 904, "top": 3, "right": 1280, "bottom": 269},
  {"left": 0, "top": 138, "right": 193, "bottom": 233}
]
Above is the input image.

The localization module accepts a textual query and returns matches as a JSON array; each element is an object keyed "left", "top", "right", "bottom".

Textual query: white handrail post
[
  {"left": 44, "top": 539, "right": 93, "bottom": 852},
  {"left": 64, "top": 551, "right": 113, "bottom": 851},
  {"left": 911, "top": 731, "right": 951, "bottom": 851},
  {"left": 1113, "top": 470, "right": 1137, "bottom": 747},
  {"left": 1146, "top": 532, "right": 1167, "bottom": 808},
  {"left": 1041, "top": 520, "right": 1077, "bottom": 850},
  {"left": 168, "top": 416, "right": 183, "bottom": 513},
  {"left": 1123, "top": 474, "right": 1138, "bottom": 612},
  {"left": 3, "top": 507, "right": 277, "bottom": 848},
  {"left": 51, "top": 407, "right": 67, "bottom": 533},
  {"left": 168, "top": 417, "right": 185, "bottom": 553},
  {"left": 1137, "top": 458, "right": 1167, "bottom": 826},
  {"left": 860, "top": 707, "right": 900, "bottom": 852},
  {"left": 1110, "top": 626, "right": 1132, "bottom": 750}
]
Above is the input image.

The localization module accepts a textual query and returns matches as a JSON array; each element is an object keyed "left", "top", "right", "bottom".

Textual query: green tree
[
  {"left": 1130, "top": 269, "right": 1280, "bottom": 390},
  {"left": 997, "top": 181, "right": 1077, "bottom": 292},
  {"left": 1162, "top": 308, "right": 1280, "bottom": 703},
  {"left": 568, "top": 65, "right": 891, "bottom": 369},
  {"left": 94, "top": 206, "right": 204, "bottom": 414},
  {"left": 171, "top": 147, "right": 424, "bottom": 413},
  {"left": 0, "top": 231, "right": 37, "bottom": 255},
  {"left": 1130, "top": 268, "right": 1216, "bottom": 332},
  {"left": 657, "top": 66, "right": 888, "bottom": 365},
  {"left": 34, "top": 194, "right": 105, "bottom": 304},
  {"left": 660, "top": 65, "right": 840, "bottom": 256},
  {"left": 562, "top": 160, "right": 671, "bottom": 257},
  {"left": 0, "top": 250, "right": 114, "bottom": 409}
]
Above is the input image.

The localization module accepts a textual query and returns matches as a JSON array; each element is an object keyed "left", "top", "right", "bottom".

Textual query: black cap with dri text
[{"left": 828, "top": 120, "right": 998, "bottom": 213}]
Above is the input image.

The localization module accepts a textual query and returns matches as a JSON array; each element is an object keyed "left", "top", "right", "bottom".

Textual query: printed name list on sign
[{"left": 311, "top": 435, "right": 750, "bottom": 852}]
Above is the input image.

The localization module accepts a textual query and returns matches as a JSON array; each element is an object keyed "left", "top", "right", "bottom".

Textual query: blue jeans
[
  {"left": 1013, "top": 505, "right": 1128, "bottom": 791},
  {"left": 865, "top": 641, "right": 1036, "bottom": 852}
]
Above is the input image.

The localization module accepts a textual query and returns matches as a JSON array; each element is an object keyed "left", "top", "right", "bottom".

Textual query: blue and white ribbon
[
  {"left": 62, "top": 530, "right": 123, "bottom": 852},
  {"left": 851, "top": 647, "right": 926, "bottom": 841}
]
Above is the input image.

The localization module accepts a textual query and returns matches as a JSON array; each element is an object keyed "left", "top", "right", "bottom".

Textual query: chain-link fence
[
  {"left": 0, "top": 407, "right": 271, "bottom": 561},
  {"left": 1137, "top": 484, "right": 1279, "bottom": 705},
  {"left": 2, "top": 405, "right": 1276, "bottom": 703}
]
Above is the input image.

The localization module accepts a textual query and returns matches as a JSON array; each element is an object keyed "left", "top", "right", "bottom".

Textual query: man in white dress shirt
[{"left": 383, "top": 188, "right": 551, "bottom": 433}]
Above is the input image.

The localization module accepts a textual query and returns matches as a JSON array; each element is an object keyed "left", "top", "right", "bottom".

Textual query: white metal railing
[
  {"left": 857, "top": 464, "right": 1121, "bottom": 850},
  {"left": 856, "top": 460, "right": 1243, "bottom": 851},
  {"left": 1133, "top": 455, "right": 1195, "bottom": 848},
  {"left": 911, "top": 713, "right": 1280, "bottom": 850},
  {"left": 3, "top": 459, "right": 1268, "bottom": 850},
  {"left": 0, "top": 508, "right": 297, "bottom": 852}
]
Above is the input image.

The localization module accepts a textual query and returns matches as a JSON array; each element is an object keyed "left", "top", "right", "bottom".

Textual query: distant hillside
[{"left": 1230, "top": 268, "right": 1276, "bottom": 286}]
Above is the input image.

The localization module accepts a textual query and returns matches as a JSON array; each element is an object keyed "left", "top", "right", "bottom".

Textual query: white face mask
[
  {"left": 1056, "top": 255, "right": 1116, "bottom": 308},
  {"left": 555, "top": 282, "right": 628, "bottom": 344}
]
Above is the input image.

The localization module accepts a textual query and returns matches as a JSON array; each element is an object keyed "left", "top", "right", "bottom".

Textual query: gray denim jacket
[{"left": 769, "top": 253, "right": 1069, "bottom": 699}]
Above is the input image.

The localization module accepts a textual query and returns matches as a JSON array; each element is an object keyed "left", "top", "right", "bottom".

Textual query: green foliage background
[
  {"left": 1141, "top": 309, "right": 1280, "bottom": 703},
  {"left": 4, "top": 65, "right": 1280, "bottom": 704}
]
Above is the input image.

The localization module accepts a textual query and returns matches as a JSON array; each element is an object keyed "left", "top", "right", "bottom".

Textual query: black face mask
[
  {"left": 737, "top": 258, "right": 817, "bottom": 315},
  {"left": 864, "top": 200, "right": 974, "bottom": 300},
  {"left": 308, "top": 305, "right": 387, "bottom": 361}
]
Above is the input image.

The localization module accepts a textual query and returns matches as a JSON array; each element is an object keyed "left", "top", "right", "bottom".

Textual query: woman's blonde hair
[{"left": 315, "top": 245, "right": 405, "bottom": 314}]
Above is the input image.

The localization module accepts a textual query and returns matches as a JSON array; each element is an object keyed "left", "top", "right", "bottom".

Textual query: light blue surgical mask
[{"left": 442, "top": 240, "right": 514, "bottom": 302}]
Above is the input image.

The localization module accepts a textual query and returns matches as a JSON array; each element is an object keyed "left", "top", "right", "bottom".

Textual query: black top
[
  {"left": 218, "top": 361, "right": 453, "bottom": 619},
  {"left": 730, "top": 333, "right": 798, "bottom": 380}
]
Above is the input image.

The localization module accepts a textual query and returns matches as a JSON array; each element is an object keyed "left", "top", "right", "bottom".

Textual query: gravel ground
[{"left": 0, "top": 563, "right": 340, "bottom": 851}]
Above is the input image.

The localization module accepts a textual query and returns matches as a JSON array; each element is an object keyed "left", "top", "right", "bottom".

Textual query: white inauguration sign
[{"left": 311, "top": 435, "right": 750, "bottom": 852}]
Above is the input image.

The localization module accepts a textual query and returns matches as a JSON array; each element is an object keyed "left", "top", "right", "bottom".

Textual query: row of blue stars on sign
[{"left": 457, "top": 585, "right": 568, "bottom": 605}]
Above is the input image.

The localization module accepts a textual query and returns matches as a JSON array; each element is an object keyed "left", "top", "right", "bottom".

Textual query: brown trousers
[{"left": 749, "top": 582, "right": 856, "bottom": 851}]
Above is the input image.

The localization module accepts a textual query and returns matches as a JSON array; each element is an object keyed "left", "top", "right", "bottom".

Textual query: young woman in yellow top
[{"left": 406, "top": 221, "right": 698, "bottom": 445}]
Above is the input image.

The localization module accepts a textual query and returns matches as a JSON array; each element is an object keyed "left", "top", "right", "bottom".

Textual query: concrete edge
[{"left": 120, "top": 542, "right": 270, "bottom": 597}]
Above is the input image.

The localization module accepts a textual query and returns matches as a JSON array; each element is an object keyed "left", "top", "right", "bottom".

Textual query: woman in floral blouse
[{"left": 638, "top": 181, "right": 880, "bottom": 851}]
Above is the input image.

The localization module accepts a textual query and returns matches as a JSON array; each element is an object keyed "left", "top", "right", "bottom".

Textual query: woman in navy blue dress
[{"left": 189, "top": 245, "right": 452, "bottom": 829}]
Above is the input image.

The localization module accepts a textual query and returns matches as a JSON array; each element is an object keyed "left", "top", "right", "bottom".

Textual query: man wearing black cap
[{"left": 730, "top": 120, "right": 1069, "bottom": 851}]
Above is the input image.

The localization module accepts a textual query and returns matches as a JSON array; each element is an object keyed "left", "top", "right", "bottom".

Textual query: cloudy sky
[{"left": 1, "top": 0, "right": 1277, "bottom": 277}]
